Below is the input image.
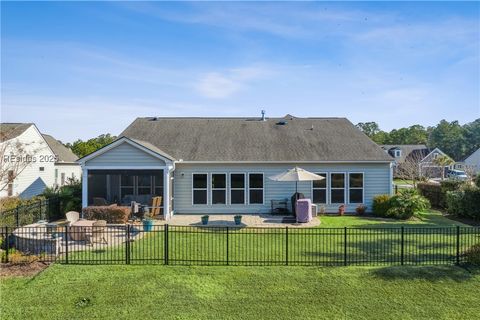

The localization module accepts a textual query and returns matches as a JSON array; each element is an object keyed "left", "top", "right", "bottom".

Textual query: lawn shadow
[{"left": 371, "top": 265, "right": 479, "bottom": 282}]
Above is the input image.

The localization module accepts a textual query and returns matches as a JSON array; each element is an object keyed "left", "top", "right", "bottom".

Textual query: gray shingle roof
[
  {"left": 42, "top": 134, "right": 78, "bottom": 163},
  {"left": 120, "top": 116, "right": 393, "bottom": 162},
  {"left": 0, "top": 123, "right": 33, "bottom": 142},
  {"left": 380, "top": 144, "right": 428, "bottom": 163}
]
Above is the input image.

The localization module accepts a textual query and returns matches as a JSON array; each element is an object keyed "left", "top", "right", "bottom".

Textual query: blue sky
[{"left": 1, "top": 1, "right": 479, "bottom": 142}]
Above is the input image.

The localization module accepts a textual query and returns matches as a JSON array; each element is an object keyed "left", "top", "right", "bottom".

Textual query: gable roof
[
  {"left": 380, "top": 144, "right": 429, "bottom": 163},
  {"left": 119, "top": 116, "right": 393, "bottom": 162},
  {"left": 42, "top": 134, "right": 78, "bottom": 163},
  {"left": 0, "top": 123, "right": 33, "bottom": 142}
]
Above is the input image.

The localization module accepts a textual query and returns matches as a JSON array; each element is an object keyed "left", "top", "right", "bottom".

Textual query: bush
[
  {"left": 372, "top": 194, "right": 392, "bottom": 217},
  {"left": 386, "top": 189, "right": 430, "bottom": 220},
  {"left": 417, "top": 180, "right": 466, "bottom": 208},
  {"left": 42, "top": 178, "right": 82, "bottom": 218},
  {"left": 445, "top": 187, "right": 480, "bottom": 220},
  {"left": 0, "top": 196, "right": 46, "bottom": 212},
  {"left": 82, "top": 205, "right": 131, "bottom": 224},
  {"left": 464, "top": 244, "right": 480, "bottom": 266}
]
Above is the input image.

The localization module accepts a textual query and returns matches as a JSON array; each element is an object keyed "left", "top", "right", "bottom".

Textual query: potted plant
[
  {"left": 143, "top": 213, "right": 154, "bottom": 232},
  {"left": 356, "top": 204, "right": 367, "bottom": 215},
  {"left": 201, "top": 215, "right": 209, "bottom": 225},
  {"left": 234, "top": 215, "right": 242, "bottom": 225},
  {"left": 338, "top": 204, "right": 346, "bottom": 216}
]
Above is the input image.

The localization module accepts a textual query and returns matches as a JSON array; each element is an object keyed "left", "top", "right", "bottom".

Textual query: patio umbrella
[{"left": 268, "top": 167, "right": 325, "bottom": 194}]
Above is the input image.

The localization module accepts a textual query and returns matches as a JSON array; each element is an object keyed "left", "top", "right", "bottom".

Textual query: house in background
[
  {"left": 380, "top": 144, "right": 453, "bottom": 178},
  {"left": 78, "top": 115, "right": 394, "bottom": 219},
  {"left": 0, "top": 123, "right": 81, "bottom": 198},
  {"left": 455, "top": 148, "right": 480, "bottom": 174}
]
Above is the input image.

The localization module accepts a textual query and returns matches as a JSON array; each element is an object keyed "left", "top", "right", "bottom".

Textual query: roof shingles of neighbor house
[
  {"left": 120, "top": 116, "right": 393, "bottom": 162},
  {"left": 42, "top": 134, "right": 78, "bottom": 163},
  {"left": 0, "top": 123, "right": 34, "bottom": 142},
  {"left": 380, "top": 144, "right": 429, "bottom": 163}
]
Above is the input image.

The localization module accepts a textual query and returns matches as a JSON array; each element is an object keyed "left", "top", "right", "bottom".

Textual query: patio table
[{"left": 69, "top": 220, "right": 96, "bottom": 241}]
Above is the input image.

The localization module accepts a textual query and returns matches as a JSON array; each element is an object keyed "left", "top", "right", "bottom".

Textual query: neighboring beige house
[
  {"left": 455, "top": 148, "right": 480, "bottom": 174},
  {"left": 0, "top": 123, "right": 81, "bottom": 198}
]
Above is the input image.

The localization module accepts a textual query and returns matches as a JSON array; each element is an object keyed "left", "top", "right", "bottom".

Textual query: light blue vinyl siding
[
  {"left": 85, "top": 142, "right": 166, "bottom": 167},
  {"left": 173, "top": 163, "right": 391, "bottom": 214}
]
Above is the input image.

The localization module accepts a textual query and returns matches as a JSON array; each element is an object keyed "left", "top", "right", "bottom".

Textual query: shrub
[
  {"left": 355, "top": 204, "right": 367, "bottom": 215},
  {"left": 82, "top": 205, "right": 131, "bottom": 224},
  {"left": 417, "top": 181, "right": 466, "bottom": 208},
  {"left": 372, "top": 194, "right": 392, "bottom": 217},
  {"left": 42, "top": 178, "right": 82, "bottom": 219},
  {"left": 464, "top": 244, "right": 480, "bottom": 266},
  {"left": 386, "top": 189, "right": 430, "bottom": 220},
  {"left": 445, "top": 187, "right": 480, "bottom": 220}
]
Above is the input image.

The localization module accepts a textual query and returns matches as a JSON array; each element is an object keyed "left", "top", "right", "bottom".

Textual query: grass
[
  {"left": 393, "top": 178, "right": 415, "bottom": 185},
  {"left": 1, "top": 264, "right": 479, "bottom": 319}
]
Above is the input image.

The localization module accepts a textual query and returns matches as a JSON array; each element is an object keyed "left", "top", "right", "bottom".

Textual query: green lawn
[
  {"left": 1, "top": 264, "right": 479, "bottom": 319},
  {"left": 393, "top": 178, "right": 415, "bottom": 185}
]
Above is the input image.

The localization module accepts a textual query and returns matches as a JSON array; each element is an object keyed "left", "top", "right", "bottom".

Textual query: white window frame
[
  {"left": 192, "top": 173, "right": 209, "bottom": 205},
  {"left": 211, "top": 173, "right": 227, "bottom": 205},
  {"left": 311, "top": 172, "right": 328, "bottom": 204},
  {"left": 394, "top": 150, "right": 402, "bottom": 158},
  {"left": 248, "top": 172, "right": 264, "bottom": 205},
  {"left": 348, "top": 172, "right": 364, "bottom": 204},
  {"left": 229, "top": 172, "right": 246, "bottom": 205},
  {"left": 329, "top": 172, "right": 346, "bottom": 204}
]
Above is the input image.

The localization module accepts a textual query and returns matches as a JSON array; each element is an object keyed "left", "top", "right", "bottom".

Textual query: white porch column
[
  {"left": 82, "top": 167, "right": 88, "bottom": 209},
  {"left": 163, "top": 168, "right": 170, "bottom": 220}
]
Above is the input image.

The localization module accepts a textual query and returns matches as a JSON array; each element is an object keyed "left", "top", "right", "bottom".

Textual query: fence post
[
  {"left": 5, "top": 226, "right": 9, "bottom": 263},
  {"left": 126, "top": 224, "right": 131, "bottom": 265},
  {"left": 226, "top": 227, "right": 229, "bottom": 266},
  {"left": 285, "top": 227, "right": 289, "bottom": 266},
  {"left": 344, "top": 227, "right": 348, "bottom": 266},
  {"left": 456, "top": 226, "right": 460, "bottom": 265},
  {"left": 15, "top": 207, "right": 19, "bottom": 227},
  {"left": 64, "top": 226, "right": 69, "bottom": 264},
  {"left": 401, "top": 226, "right": 404, "bottom": 265},
  {"left": 164, "top": 224, "right": 169, "bottom": 265}
]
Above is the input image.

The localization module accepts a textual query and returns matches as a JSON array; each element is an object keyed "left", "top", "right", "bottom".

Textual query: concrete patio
[{"left": 157, "top": 214, "right": 321, "bottom": 228}]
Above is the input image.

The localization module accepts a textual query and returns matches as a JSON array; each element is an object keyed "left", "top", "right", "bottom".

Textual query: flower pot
[
  {"left": 201, "top": 216, "right": 209, "bottom": 225},
  {"left": 338, "top": 205, "right": 346, "bottom": 216},
  {"left": 143, "top": 219, "right": 154, "bottom": 232},
  {"left": 234, "top": 215, "right": 242, "bottom": 225}
]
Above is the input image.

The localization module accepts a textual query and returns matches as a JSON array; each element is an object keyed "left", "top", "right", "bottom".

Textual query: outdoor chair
[
  {"left": 86, "top": 220, "right": 108, "bottom": 246},
  {"left": 149, "top": 196, "right": 163, "bottom": 218},
  {"left": 65, "top": 211, "right": 80, "bottom": 225}
]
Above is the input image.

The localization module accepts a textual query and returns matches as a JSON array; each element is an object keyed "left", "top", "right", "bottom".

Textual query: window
[
  {"left": 211, "top": 174, "right": 226, "bottom": 204},
  {"left": 61, "top": 173, "right": 65, "bottom": 186},
  {"left": 7, "top": 183, "right": 13, "bottom": 196},
  {"left": 394, "top": 150, "right": 402, "bottom": 158},
  {"left": 312, "top": 173, "right": 327, "bottom": 204},
  {"left": 248, "top": 173, "right": 264, "bottom": 204},
  {"left": 330, "top": 173, "right": 345, "bottom": 203},
  {"left": 193, "top": 174, "right": 208, "bottom": 205},
  {"left": 433, "top": 153, "right": 439, "bottom": 160},
  {"left": 39, "top": 167, "right": 45, "bottom": 172},
  {"left": 349, "top": 173, "right": 364, "bottom": 204},
  {"left": 230, "top": 173, "right": 245, "bottom": 204}
]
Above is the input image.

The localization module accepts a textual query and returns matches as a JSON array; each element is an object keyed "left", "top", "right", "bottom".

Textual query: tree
[
  {"left": 463, "top": 119, "right": 480, "bottom": 156},
  {"left": 0, "top": 132, "right": 39, "bottom": 192},
  {"left": 395, "top": 150, "right": 425, "bottom": 186},
  {"left": 66, "top": 134, "right": 117, "bottom": 158},
  {"left": 428, "top": 120, "right": 466, "bottom": 161},
  {"left": 356, "top": 122, "right": 381, "bottom": 138},
  {"left": 433, "top": 155, "right": 455, "bottom": 180}
]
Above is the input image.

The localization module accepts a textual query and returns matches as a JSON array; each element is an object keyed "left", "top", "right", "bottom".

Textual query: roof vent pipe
[{"left": 261, "top": 110, "right": 266, "bottom": 121}]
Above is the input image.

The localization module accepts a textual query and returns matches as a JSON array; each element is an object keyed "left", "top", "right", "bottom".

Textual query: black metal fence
[
  {"left": 0, "top": 197, "right": 61, "bottom": 227},
  {"left": 1, "top": 224, "right": 479, "bottom": 266}
]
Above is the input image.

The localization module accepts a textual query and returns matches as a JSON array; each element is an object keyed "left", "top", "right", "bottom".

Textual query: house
[
  {"left": 455, "top": 148, "right": 480, "bottom": 174},
  {"left": 0, "top": 123, "right": 81, "bottom": 198},
  {"left": 78, "top": 115, "right": 394, "bottom": 219},
  {"left": 380, "top": 144, "right": 452, "bottom": 178}
]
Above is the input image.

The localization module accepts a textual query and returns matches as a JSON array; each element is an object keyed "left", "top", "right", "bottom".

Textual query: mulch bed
[{"left": 0, "top": 261, "right": 51, "bottom": 278}]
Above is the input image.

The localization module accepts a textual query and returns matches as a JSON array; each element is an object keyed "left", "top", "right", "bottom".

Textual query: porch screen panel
[{"left": 193, "top": 174, "right": 208, "bottom": 205}]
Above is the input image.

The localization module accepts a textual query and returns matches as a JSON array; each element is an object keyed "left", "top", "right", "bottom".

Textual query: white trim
[
  {"left": 229, "top": 172, "right": 247, "bottom": 205},
  {"left": 191, "top": 173, "right": 208, "bottom": 206},
  {"left": 247, "top": 172, "right": 264, "bottom": 205},
  {"left": 78, "top": 137, "right": 174, "bottom": 165},
  {"left": 347, "top": 172, "right": 364, "bottom": 204},
  {"left": 311, "top": 172, "right": 328, "bottom": 205},
  {"left": 389, "top": 162, "right": 394, "bottom": 195},
  {"left": 163, "top": 169, "right": 170, "bottom": 220},
  {"left": 82, "top": 165, "right": 168, "bottom": 170},
  {"left": 210, "top": 173, "right": 227, "bottom": 205},
  {"left": 329, "top": 172, "right": 346, "bottom": 205}
]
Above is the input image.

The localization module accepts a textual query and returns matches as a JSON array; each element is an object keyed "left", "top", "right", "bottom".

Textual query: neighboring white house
[
  {"left": 456, "top": 148, "right": 480, "bottom": 174},
  {"left": 0, "top": 123, "right": 81, "bottom": 198},
  {"left": 78, "top": 115, "right": 394, "bottom": 219}
]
